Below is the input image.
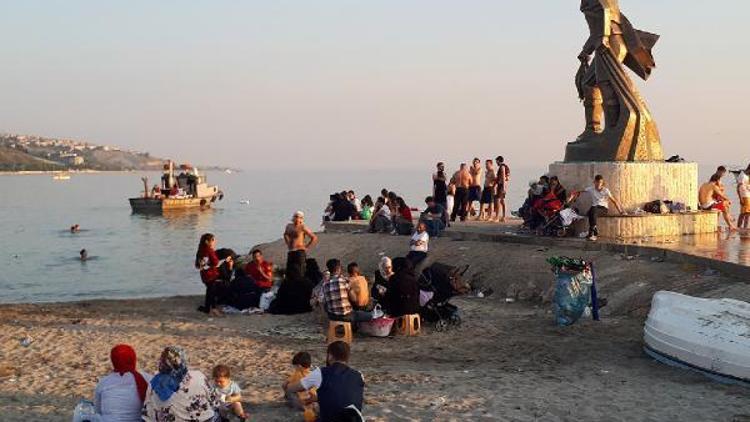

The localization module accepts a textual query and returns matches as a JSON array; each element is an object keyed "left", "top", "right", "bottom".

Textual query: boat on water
[
  {"left": 129, "top": 161, "right": 223, "bottom": 213},
  {"left": 52, "top": 171, "right": 71, "bottom": 181},
  {"left": 644, "top": 291, "right": 750, "bottom": 386}
]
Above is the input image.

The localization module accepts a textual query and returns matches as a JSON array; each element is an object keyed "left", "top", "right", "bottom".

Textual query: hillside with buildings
[{"left": 0, "top": 134, "right": 166, "bottom": 172}]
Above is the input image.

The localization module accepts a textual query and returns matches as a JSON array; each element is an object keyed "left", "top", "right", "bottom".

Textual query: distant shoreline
[{"left": 0, "top": 168, "right": 236, "bottom": 176}]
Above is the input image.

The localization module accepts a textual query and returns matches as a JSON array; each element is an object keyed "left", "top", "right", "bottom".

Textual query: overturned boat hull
[{"left": 644, "top": 291, "right": 750, "bottom": 385}]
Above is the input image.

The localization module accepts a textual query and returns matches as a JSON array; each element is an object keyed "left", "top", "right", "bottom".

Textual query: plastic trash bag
[
  {"left": 72, "top": 399, "right": 99, "bottom": 422},
  {"left": 259, "top": 291, "right": 276, "bottom": 311},
  {"left": 548, "top": 257, "right": 594, "bottom": 326}
]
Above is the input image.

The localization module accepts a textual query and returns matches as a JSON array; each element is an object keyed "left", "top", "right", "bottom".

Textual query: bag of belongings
[{"left": 548, "top": 256, "right": 596, "bottom": 326}]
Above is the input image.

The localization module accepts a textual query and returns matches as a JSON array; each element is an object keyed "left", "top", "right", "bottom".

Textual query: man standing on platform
[
  {"left": 495, "top": 156, "right": 510, "bottom": 222},
  {"left": 468, "top": 158, "right": 483, "bottom": 219},
  {"left": 284, "top": 211, "right": 318, "bottom": 282},
  {"left": 736, "top": 164, "right": 750, "bottom": 229},
  {"left": 450, "top": 163, "right": 472, "bottom": 222}
]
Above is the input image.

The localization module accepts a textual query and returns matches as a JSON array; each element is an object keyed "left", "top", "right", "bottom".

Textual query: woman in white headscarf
[{"left": 371, "top": 256, "right": 394, "bottom": 305}]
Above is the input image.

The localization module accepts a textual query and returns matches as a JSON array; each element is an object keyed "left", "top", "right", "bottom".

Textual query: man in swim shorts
[
  {"left": 284, "top": 211, "right": 319, "bottom": 281},
  {"left": 699, "top": 174, "right": 736, "bottom": 231}
]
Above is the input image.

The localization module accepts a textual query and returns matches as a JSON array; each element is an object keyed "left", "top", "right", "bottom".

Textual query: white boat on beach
[{"left": 644, "top": 291, "right": 750, "bottom": 385}]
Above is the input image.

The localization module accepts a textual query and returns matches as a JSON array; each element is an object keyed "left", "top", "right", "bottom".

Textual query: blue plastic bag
[{"left": 552, "top": 268, "right": 593, "bottom": 326}]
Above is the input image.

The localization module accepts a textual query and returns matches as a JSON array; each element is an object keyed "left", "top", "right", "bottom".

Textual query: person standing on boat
[{"left": 284, "top": 211, "right": 318, "bottom": 283}]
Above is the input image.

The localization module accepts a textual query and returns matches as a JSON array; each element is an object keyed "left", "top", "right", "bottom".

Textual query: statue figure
[{"left": 565, "top": 0, "right": 663, "bottom": 162}]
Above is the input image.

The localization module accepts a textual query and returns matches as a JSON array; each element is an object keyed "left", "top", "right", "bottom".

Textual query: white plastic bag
[
  {"left": 72, "top": 399, "right": 99, "bottom": 422},
  {"left": 259, "top": 291, "right": 276, "bottom": 311}
]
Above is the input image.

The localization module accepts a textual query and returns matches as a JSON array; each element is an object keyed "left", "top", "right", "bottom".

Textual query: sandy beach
[{"left": 1, "top": 231, "right": 749, "bottom": 421}]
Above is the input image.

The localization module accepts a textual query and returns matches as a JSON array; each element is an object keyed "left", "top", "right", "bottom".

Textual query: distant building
[{"left": 64, "top": 155, "right": 84, "bottom": 166}]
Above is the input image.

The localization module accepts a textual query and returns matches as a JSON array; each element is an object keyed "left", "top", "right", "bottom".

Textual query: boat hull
[
  {"left": 643, "top": 291, "right": 750, "bottom": 385},
  {"left": 129, "top": 197, "right": 215, "bottom": 213}
]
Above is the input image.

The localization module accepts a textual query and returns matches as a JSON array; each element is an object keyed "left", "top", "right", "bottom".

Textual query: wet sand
[{"left": 1, "top": 232, "right": 749, "bottom": 421}]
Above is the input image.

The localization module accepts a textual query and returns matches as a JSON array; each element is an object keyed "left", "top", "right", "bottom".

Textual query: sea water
[
  {"left": 0, "top": 168, "right": 540, "bottom": 303},
  {"left": 1, "top": 164, "right": 740, "bottom": 304}
]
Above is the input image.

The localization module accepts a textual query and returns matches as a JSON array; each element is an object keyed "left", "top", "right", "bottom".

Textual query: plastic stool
[
  {"left": 327, "top": 320, "right": 353, "bottom": 344},
  {"left": 396, "top": 314, "right": 421, "bottom": 336}
]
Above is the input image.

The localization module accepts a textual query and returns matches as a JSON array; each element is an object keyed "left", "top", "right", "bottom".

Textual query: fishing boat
[
  {"left": 643, "top": 291, "right": 750, "bottom": 386},
  {"left": 129, "top": 161, "right": 223, "bottom": 213},
  {"left": 52, "top": 171, "right": 71, "bottom": 181}
]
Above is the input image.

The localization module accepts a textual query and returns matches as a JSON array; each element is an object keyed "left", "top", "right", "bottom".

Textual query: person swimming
[
  {"left": 80, "top": 249, "right": 88, "bottom": 261},
  {"left": 70, "top": 224, "right": 81, "bottom": 233}
]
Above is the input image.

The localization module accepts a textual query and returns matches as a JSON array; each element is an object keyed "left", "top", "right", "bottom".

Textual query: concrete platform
[
  {"left": 596, "top": 211, "right": 718, "bottom": 238},
  {"left": 549, "top": 161, "right": 699, "bottom": 211},
  {"left": 324, "top": 220, "right": 750, "bottom": 279}
]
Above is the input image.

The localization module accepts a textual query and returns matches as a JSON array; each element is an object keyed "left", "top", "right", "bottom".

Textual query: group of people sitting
[
  {"left": 517, "top": 174, "right": 623, "bottom": 241},
  {"left": 368, "top": 190, "right": 417, "bottom": 235},
  {"left": 91, "top": 341, "right": 365, "bottom": 422},
  {"left": 310, "top": 255, "right": 422, "bottom": 325},
  {"left": 516, "top": 175, "right": 570, "bottom": 231},
  {"left": 195, "top": 233, "right": 277, "bottom": 316},
  {"left": 194, "top": 205, "right": 433, "bottom": 319}
]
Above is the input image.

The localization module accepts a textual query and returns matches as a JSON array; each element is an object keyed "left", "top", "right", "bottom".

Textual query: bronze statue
[{"left": 565, "top": 0, "right": 663, "bottom": 162}]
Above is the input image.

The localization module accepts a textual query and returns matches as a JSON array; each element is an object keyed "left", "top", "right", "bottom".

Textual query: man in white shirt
[
  {"left": 736, "top": 165, "right": 750, "bottom": 229},
  {"left": 406, "top": 222, "right": 430, "bottom": 267},
  {"left": 569, "top": 175, "right": 624, "bottom": 241}
]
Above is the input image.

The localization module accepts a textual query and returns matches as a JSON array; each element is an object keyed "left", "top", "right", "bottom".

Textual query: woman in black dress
[{"left": 433, "top": 162, "right": 448, "bottom": 211}]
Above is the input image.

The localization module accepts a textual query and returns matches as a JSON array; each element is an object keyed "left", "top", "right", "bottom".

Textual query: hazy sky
[{"left": 0, "top": 1, "right": 746, "bottom": 170}]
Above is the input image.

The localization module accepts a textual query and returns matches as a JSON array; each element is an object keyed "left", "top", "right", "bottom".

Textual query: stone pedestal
[
  {"left": 548, "top": 161, "right": 699, "bottom": 211},
  {"left": 547, "top": 161, "right": 716, "bottom": 238}
]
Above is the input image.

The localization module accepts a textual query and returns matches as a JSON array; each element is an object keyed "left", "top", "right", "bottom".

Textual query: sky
[{"left": 0, "top": 1, "right": 747, "bottom": 170}]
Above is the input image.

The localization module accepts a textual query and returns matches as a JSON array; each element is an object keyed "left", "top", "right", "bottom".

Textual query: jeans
[
  {"left": 587, "top": 206, "right": 608, "bottom": 236},
  {"left": 422, "top": 219, "right": 445, "bottom": 237}
]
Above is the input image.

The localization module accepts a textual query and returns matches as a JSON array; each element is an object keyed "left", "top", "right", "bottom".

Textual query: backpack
[{"left": 499, "top": 164, "right": 510, "bottom": 182}]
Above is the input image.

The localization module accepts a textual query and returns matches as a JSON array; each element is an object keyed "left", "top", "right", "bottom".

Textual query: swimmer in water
[
  {"left": 70, "top": 224, "right": 80, "bottom": 233},
  {"left": 79, "top": 249, "right": 88, "bottom": 261}
]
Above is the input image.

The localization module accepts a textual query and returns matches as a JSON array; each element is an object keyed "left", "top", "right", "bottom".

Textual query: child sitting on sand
[
  {"left": 282, "top": 352, "right": 317, "bottom": 421},
  {"left": 212, "top": 364, "right": 248, "bottom": 421}
]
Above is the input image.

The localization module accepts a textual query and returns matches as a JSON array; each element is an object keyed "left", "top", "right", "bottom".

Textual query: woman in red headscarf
[{"left": 94, "top": 344, "right": 152, "bottom": 422}]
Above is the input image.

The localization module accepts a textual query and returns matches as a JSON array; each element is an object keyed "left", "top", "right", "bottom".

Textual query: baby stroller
[
  {"left": 541, "top": 207, "right": 584, "bottom": 238},
  {"left": 418, "top": 263, "right": 471, "bottom": 331}
]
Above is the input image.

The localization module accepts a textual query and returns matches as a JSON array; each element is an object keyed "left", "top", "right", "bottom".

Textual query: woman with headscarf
[
  {"left": 371, "top": 256, "right": 394, "bottom": 306},
  {"left": 384, "top": 258, "right": 420, "bottom": 317},
  {"left": 94, "top": 344, "right": 151, "bottom": 422},
  {"left": 143, "top": 346, "right": 221, "bottom": 422}
]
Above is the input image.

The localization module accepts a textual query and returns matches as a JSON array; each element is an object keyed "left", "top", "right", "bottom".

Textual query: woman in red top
[
  {"left": 244, "top": 249, "right": 274, "bottom": 291},
  {"left": 397, "top": 198, "right": 413, "bottom": 221},
  {"left": 195, "top": 233, "right": 222, "bottom": 316}
]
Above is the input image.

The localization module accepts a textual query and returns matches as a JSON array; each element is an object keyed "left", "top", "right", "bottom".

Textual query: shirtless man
[
  {"left": 699, "top": 174, "right": 736, "bottom": 231},
  {"left": 479, "top": 160, "right": 496, "bottom": 221},
  {"left": 450, "top": 163, "right": 472, "bottom": 222},
  {"left": 467, "top": 158, "right": 483, "bottom": 218},
  {"left": 494, "top": 156, "right": 510, "bottom": 222},
  {"left": 283, "top": 211, "right": 319, "bottom": 281}
]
